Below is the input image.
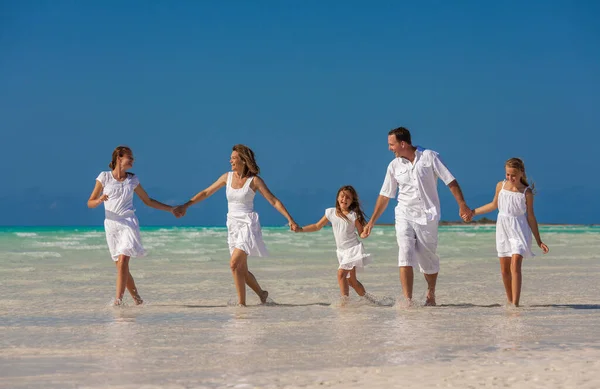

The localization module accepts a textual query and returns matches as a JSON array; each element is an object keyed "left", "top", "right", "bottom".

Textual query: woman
[{"left": 175, "top": 144, "right": 299, "bottom": 306}]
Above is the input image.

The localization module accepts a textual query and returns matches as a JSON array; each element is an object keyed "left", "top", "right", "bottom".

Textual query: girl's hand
[
  {"left": 539, "top": 242, "right": 549, "bottom": 254},
  {"left": 289, "top": 221, "right": 300, "bottom": 232},
  {"left": 97, "top": 194, "right": 109, "bottom": 205},
  {"left": 361, "top": 223, "right": 373, "bottom": 238}
]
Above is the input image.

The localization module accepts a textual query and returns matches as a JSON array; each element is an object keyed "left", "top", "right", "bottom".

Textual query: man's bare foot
[{"left": 259, "top": 290, "right": 269, "bottom": 304}]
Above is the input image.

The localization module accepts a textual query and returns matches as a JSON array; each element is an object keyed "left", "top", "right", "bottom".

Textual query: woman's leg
[{"left": 230, "top": 249, "right": 249, "bottom": 305}]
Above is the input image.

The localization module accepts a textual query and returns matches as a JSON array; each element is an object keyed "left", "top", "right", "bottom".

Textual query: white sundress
[
  {"left": 225, "top": 172, "right": 268, "bottom": 257},
  {"left": 96, "top": 171, "right": 147, "bottom": 261},
  {"left": 325, "top": 208, "right": 372, "bottom": 271},
  {"left": 496, "top": 180, "right": 535, "bottom": 258}
]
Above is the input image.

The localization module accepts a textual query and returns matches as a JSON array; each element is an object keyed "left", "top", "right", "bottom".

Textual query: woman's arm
[
  {"left": 175, "top": 173, "right": 228, "bottom": 216},
  {"left": 253, "top": 176, "right": 299, "bottom": 230},
  {"left": 87, "top": 181, "right": 108, "bottom": 208},
  {"left": 525, "top": 189, "right": 549, "bottom": 253},
  {"left": 471, "top": 181, "right": 502, "bottom": 218},
  {"left": 134, "top": 184, "right": 175, "bottom": 212},
  {"left": 297, "top": 215, "right": 329, "bottom": 233}
]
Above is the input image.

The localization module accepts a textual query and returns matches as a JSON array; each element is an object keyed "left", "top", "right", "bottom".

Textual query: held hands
[
  {"left": 460, "top": 205, "right": 474, "bottom": 223},
  {"left": 360, "top": 223, "right": 373, "bottom": 239},
  {"left": 288, "top": 220, "right": 301, "bottom": 232},
  {"left": 539, "top": 242, "right": 549, "bottom": 254},
  {"left": 172, "top": 205, "right": 187, "bottom": 218}
]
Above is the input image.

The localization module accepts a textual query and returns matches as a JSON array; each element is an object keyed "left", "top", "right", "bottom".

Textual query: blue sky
[{"left": 1, "top": 1, "right": 599, "bottom": 226}]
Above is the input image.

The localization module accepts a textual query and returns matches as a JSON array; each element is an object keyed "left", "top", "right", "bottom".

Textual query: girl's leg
[
  {"left": 125, "top": 272, "right": 143, "bottom": 305},
  {"left": 347, "top": 268, "right": 366, "bottom": 296},
  {"left": 499, "top": 257, "right": 512, "bottom": 304},
  {"left": 230, "top": 249, "right": 249, "bottom": 306},
  {"left": 337, "top": 269, "right": 350, "bottom": 296},
  {"left": 114, "top": 255, "right": 131, "bottom": 304},
  {"left": 245, "top": 271, "right": 269, "bottom": 303},
  {"left": 511, "top": 255, "right": 523, "bottom": 307}
]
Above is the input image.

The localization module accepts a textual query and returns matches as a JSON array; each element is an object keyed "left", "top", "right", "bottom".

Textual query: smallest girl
[
  {"left": 466, "top": 158, "right": 549, "bottom": 307},
  {"left": 296, "top": 186, "right": 372, "bottom": 301}
]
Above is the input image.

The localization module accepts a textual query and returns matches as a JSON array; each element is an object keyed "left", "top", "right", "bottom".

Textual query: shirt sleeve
[
  {"left": 324, "top": 208, "right": 333, "bottom": 222},
  {"left": 95, "top": 172, "right": 106, "bottom": 187},
  {"left": 130, "top": 174, "right": 140, "bottom": 189},
  {"left": 431, "top": 152, "right": 456, "bottom": 185},
  {"left": 379, "top": 162, "right": 398, "bottom": 198}
]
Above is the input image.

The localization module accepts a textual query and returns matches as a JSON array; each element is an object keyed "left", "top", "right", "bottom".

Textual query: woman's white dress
[{"left": 225, "top": 172, "right": 268, "bottom": 257}]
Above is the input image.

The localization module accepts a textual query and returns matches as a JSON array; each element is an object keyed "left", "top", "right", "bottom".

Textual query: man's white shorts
[{"left": 395, "top": 218, "right": 440, "bottom": 274}]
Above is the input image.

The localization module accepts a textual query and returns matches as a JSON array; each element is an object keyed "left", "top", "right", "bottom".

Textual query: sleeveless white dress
[
  {"left": 96, "top": 171, "right": 146, "bottom": 261},
  {"left": 325, "top": 208, "right": 371, "bottom": 270},
  {"left": 225, "top": 172, "right": 268, "bottom": 257},
  {"left": 496, "top": 180, "right": 535, "bottom": 258}
]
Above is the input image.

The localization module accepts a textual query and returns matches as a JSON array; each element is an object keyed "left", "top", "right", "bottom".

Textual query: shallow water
[{"left": 1, "top": 226, "right": 600, "bottom": 388}]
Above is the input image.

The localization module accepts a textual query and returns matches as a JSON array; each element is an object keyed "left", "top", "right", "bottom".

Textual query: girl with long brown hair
[
  {"left": 296, "top": 185, "right": 372, "bottom": 301},
  {"left": 87, "top": 146, "right": 178, "bottom": 305}
]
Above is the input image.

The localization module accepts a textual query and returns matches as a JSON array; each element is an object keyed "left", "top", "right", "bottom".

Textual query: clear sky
[{"left": 1, "top": 1, "right": 599, "bottom": 226}]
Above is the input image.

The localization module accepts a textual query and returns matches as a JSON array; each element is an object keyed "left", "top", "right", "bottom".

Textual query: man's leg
[
  {"left": 415, "top": 221, "right": 440, "bottom": 306},
  {"left": 395, "top": 219, "right": 416, "bottom": 302}
]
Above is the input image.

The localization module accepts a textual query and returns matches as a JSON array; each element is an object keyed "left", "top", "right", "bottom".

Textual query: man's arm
[
  {"left": 361, "top": 195, "right": 390, "bottom": 238},
  {"left": 447, "top": 180, "right": 472, "bottom": 221}
]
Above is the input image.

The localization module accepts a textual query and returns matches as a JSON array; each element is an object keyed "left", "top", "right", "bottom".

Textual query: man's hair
[{"left": 388, "top": 127, "right": 412, "bottom": 144}]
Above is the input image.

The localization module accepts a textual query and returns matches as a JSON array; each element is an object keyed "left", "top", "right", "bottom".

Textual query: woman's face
[{"left": 230, "top": 151, "right": 244, "bottom": 172}]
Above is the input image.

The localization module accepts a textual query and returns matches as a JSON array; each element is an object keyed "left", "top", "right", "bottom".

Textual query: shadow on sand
[{"left": 530, "top": 304, "right": 600, "bottom": 310}]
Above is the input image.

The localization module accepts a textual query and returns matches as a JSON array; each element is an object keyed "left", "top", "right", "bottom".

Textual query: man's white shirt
[{"left": 379, "top": 146, "right": 455, "bottom": 225}]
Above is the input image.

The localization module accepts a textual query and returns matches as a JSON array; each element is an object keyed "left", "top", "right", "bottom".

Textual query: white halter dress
[
  {"left": 325, "top": 208, "right": 371, "bottom": 271},
  {"left": 496, "top": 180, "right": 535, "bottom": 258},
  {"left": 225, "top": 172, "right": 268, "bottom": 257}
]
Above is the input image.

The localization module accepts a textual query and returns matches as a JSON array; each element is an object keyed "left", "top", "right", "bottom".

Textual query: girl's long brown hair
[
  {"left": 109, "top": 146, "right": 133, "bottom": 170},
  {"left": 232, "top": 144, "right": 260, "bottom": 177},
  {"left": 335, "top": 185, "right": 369, "bottom": 226},
  {"left": 505, "top": 157, "right": 535, "bottom": 193}
]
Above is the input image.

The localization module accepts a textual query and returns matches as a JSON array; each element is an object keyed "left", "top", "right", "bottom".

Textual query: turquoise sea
[{"left": 1, "top": 225, "right": 600, "bottom": 388}]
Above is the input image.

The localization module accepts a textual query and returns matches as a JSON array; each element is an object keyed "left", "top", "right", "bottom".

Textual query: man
[{"left": 362, "top": 127, "right": 471, "bottom": 306}]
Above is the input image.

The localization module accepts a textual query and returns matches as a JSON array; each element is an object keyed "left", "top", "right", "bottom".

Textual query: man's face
[{"left": 388, "top": 135, "right": 404, "bottom": 158}]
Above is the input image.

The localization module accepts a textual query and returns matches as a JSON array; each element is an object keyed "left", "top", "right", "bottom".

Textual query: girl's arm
[
  {"left": 471, "top": 181, "right": 503, "bottom": 219},
  {"left": 253, "top": 176, "right": 299, "bottom": 231},
  {"left": 134, "top": 184, "right": 175, "bottom": 213},
  {"left": 525, "top": 189, "right": 549, "bottom": 253},
  {"left": 355, "top": 219, "right": 365, "bottom": 236},
  {"left": 297, "top": 215, "right": 329, "bottom": 233},
  {"left": 87, "top": 181, "right": 108, "bottom": 208},
  {"left": 176, "top": 173, "right": 228, "bottom": 216}
]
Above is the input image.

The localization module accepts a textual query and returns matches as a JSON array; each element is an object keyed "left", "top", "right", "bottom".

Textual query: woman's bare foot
[{"left": 259, "top": 290, "right": 269, "bottom": 304}]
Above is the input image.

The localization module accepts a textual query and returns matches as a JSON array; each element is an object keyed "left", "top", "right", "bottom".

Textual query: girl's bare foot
[
  {"left": 259, "top": 290, "right": 269, "bottom": 304},
  {"left": 425, "top": 291, "right": 436, "bottom": 306},
  {"left": 133, "top": 295, "right": 144, "bottom": 305},
  {"left": 113, "top": 298, "right": 123, "bottom": 306}
]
